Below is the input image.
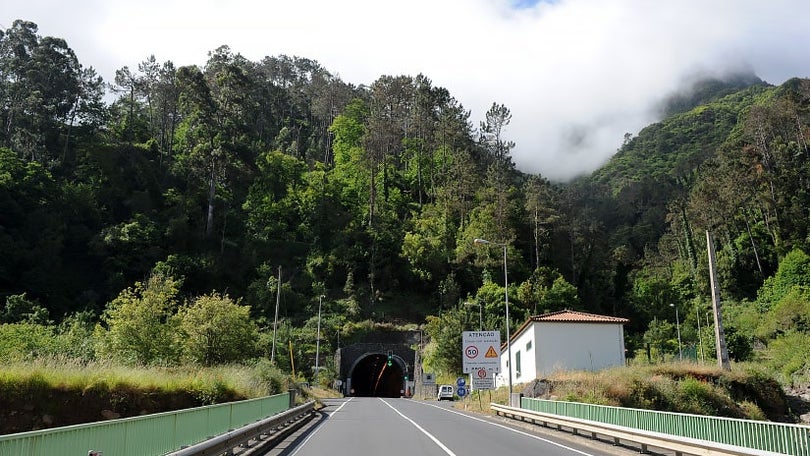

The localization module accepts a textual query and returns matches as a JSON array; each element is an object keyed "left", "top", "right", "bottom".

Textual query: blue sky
[
  {"left": 511, "top": 0, "right": 547, "bottom": 8},
  {"left": 3, "top": 0, "right": 810, "bottom": 180}
]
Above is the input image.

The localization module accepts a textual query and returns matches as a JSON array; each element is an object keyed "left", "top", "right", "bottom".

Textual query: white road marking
[
  {"left": 289, "top": 397, "right": 353, "bottom": 456},
  {"left": 417, "top": 401, "right": 597, "bottom": 456},
  {"left": 380, "top": 398, "right": 458, "bottom": 456}
]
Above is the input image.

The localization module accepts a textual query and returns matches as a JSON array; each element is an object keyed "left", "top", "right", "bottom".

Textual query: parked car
[{"left": 437, "top": 384, "right": 454, "bottom": 401}]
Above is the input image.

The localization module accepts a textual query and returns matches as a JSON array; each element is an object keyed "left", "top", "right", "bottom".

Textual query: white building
[{"left": 496, "top": 310, "right": 629, "bottom": 388}]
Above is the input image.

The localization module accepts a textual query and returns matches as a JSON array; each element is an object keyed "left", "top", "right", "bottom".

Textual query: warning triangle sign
[{"left": 484, "top": 346, "right": 498, "bottom": 358}]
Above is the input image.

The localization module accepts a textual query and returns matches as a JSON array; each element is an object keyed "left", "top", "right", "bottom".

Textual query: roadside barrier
[
  {"left": 0, "top": 392, "right": 293, "bottom": 456},
  {"left": 491, "top": 398, "right": 810, "bottom": 456}
]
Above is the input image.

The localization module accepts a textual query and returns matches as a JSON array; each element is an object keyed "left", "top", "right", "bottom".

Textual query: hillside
[{"left": 1, "top": 20, "right": 810, "bottom": 398}]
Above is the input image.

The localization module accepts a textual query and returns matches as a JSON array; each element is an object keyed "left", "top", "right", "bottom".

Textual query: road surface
[{"left": 267, "top": 397, "right": 627, "bottom": 456}]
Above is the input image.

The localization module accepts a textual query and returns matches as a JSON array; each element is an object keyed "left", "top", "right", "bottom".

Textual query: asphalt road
[{"left": 267, "top": 398, "right": 628, "bottom": 456}]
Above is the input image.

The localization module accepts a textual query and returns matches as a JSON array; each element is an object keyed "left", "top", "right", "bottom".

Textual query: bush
[
  {"left": 95, "top": 272, "right": 182, "bottom": 365},
  {"left": 253, "top": 358, "right": 290, "bottom": 395},
  {"left": 0, "top": 323, "right": 57, "bottom": 361},
  {"left": 176, "top": 293, "right": 258, "bottom": 366}
]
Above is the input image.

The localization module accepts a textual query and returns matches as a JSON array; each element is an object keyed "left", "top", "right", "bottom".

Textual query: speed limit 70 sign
[{"left": 461, "top": 331, "right": 501, "bottom": 373}]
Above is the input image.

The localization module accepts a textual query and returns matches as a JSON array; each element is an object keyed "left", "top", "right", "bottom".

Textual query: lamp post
[
  {"left": 315, "top": 295, "right": 325, "bottom": 383},
  {"left": 473, "top": 238, "right": 512, "bottom": 399},
  {"left": 670, "top": 303, "right": 682, "bottom": 361}
]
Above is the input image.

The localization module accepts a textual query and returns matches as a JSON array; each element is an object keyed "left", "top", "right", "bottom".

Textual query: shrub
[
  {"left": 0, "top": 322, "right": 57, "bottom": 361},
  {"left": 176, "top": 293, "right": 258, "bottom": 366},
  {"left": 95, "top": 272, "right": 182, "bottom": 365},
  {"left": 253, "top": 358, "right": 289, "bottom": 395}
]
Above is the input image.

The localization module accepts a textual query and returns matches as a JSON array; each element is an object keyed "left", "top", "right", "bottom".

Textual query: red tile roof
[
  {"left": 531, "top": 309, "right": 629, "bottom": 324},
  {"left": 503, "top": 310, "right": 629, "bottom": 349}
]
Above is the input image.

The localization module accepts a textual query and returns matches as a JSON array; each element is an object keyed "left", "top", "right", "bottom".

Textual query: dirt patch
[{"left": 785, "top": 385, "right": 810, "bottom": 424}]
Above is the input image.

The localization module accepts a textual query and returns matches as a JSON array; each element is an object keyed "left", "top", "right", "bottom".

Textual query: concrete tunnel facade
[{"left": 335, "top": 331, "right": 420, "bottom": 397}]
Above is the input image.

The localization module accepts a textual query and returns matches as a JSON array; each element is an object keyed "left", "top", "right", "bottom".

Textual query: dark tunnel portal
[{"left": 351, "top": 353, "right": 404, "bottom": 397}]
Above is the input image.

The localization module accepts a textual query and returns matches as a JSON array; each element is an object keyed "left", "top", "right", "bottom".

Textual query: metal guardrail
[
  {"left": 520, "top": 397, "right": 809, "bottom": 455},
  {"left": 166, "top": 401, "right": 315, "bottom": 456},
  {"left": 0, "top": 392, "right": 292, "bottom": 456},
  {"left": 492, "top": 399, "right": 810, "bottom": 456}
]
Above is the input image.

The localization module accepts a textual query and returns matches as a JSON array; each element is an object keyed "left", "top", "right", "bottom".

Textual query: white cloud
[{"left": 3, "top": 0, "right": 809, "bottom": 180}]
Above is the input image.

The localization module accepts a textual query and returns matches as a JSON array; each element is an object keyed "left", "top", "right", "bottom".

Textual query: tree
[
  {"left": 642, "top": 318, "right": 677, "bottom": 363},
  {"left": 176, "top": 292, "right": 258, "bottom": 365},
  {"left": 757, "top": 248, "right": 810, "bottom": 309},
  {"left": 1, "top": 293, "right": 49, "bottom": 324},
  {"left": 423, "top": 306, "right": 471, "bottom": 374},
  {"left": 243, "top": 150, "right": 308, "bottom": 241},
  {"left": 523, "top": 176, "right": 560, "bottom": 269},
  {"left": 0, "top": 20, "right": 83, "bottom": 163},
  {"left": 478, "top": 103, "right": 517, "bottom": 235},
  {"left": 96, "top": 272, "right": 182, "bottom": 365}
]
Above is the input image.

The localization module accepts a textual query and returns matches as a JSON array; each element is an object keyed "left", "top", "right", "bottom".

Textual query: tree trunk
[{"left": 206, "top": 161, "right": 216, "bottom": 238}]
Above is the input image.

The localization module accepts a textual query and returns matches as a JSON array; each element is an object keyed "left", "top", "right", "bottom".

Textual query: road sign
[
  {"left": 462, "top": 331, "right": 501, "bottom": 373},
  {"left": 471, "top": 369, "right": 495, "bottom": 390},
  {"left": 423, "top": 373, "right": 436, "bottom": 385},
  {"left": 456, "top": 386, "right": 467, "bottom": 397},
  {"left": 456, "top": 377, "right": 466, "bottom": 387}
]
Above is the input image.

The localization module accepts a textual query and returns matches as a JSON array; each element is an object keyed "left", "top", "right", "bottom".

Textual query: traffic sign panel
[
  {"left": 462, "top": 331, "right": 501, "bottom": 373},
  {"left": 471, "top": 374, "right": 495, "bottom": 390},
  {"left": 457, "top": 386, "right": 467, "bottom": 397}
]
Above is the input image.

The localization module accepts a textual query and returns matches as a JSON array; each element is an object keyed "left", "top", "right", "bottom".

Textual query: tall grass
[
  {"left": 0, "top": 357, "right": 289, "bottom": 404},
  {"left": 451, "top": 362, "right": 787, "bottom": 421}
]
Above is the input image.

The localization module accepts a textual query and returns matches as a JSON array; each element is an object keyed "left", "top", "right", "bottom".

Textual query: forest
[{"left": 1, "top": 19, "right": 809, "bottom": 387}]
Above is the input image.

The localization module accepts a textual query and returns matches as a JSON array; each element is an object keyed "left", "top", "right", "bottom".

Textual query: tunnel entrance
[{"left": 349, "top": 353, "right": 405, "bottom": 397}]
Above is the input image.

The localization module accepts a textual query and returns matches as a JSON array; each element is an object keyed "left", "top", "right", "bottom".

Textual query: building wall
[
  {"left": 497, "top": 322, "right": 626, "bottom": 387},
  {"left": 497, "top": 325, "right": 538, "bottom": 388},
  {"left": 535, "top": 322, "right": 625, "bottom": 376}
]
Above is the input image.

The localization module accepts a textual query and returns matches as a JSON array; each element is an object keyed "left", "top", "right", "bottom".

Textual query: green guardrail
[
  {"left": 0, "top": 392, "right": 291, "bottom": 456},
  {"left": 521, "top": 397, "right": 810, "bottom": 456}
]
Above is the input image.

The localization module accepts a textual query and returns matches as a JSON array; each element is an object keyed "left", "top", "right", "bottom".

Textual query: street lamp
[
  {"left": 315, "top": 295, "right": 325, "bottom": 383},
  {"left": 670, "top": 303, "right": 682, "bottom": 361},
  {"left": 473, "top": 238, "right": 512, "bottom": 399}
]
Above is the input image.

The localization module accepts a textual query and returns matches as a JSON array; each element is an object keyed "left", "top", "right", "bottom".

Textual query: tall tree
[
  {"left": 523, "top": 176, "right": 560, "bottom": 270},
  {"left": 0, "top": 20, "right": 82, "bottom": 163}
]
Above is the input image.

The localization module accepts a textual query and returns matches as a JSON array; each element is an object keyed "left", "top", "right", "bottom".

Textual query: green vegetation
[
  {"left": 537, "top": 363, "right": 789, "bottom": 421},
  {"left": 1, "top": 19, "right": 810, "bottom": 431},
  {"left": 0, "top": 358, "right": 290, "bottom": 433}
]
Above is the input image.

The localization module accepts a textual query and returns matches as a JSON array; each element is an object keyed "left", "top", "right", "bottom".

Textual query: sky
[{"left": 3, "top": 0, "right": 810, "bottom": 181}]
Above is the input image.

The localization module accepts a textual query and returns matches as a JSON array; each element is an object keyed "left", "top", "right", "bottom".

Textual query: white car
[{"left": 437, "top": 384, "right": 454, "bottom": 401}]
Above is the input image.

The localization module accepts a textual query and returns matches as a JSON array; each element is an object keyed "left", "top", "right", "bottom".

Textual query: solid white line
[
  {"left": 380, "top": 399, "right": 457, "bottom": 456},
  {"left": 416, "top": 401, "right": 597, "bottom": 456},
  {"left": 289, "top": 397, "right": 353, "bottom": 456}
]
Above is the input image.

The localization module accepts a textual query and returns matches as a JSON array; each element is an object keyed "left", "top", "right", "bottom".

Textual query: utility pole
[
  {"left": 315, "top": 295, "right": 324, "bottom": 383},
  {"left": 271, "top": 266, "right": 281, "bottom": 364},
  {"left": 706, "top": 231, "right": 731, "bottom": 370}
]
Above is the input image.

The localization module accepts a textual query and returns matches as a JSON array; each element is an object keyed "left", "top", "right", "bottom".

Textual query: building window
[
  {"left": 526, "top": 340, "right": 532, "bottom": 351},
  {"left": 515, "top": 351, "right": 522, "bottom": 378}
]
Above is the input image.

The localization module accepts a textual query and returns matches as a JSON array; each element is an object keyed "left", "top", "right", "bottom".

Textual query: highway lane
[{"left": 280, "top": 397, "right": 623, "bottom": 456}]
